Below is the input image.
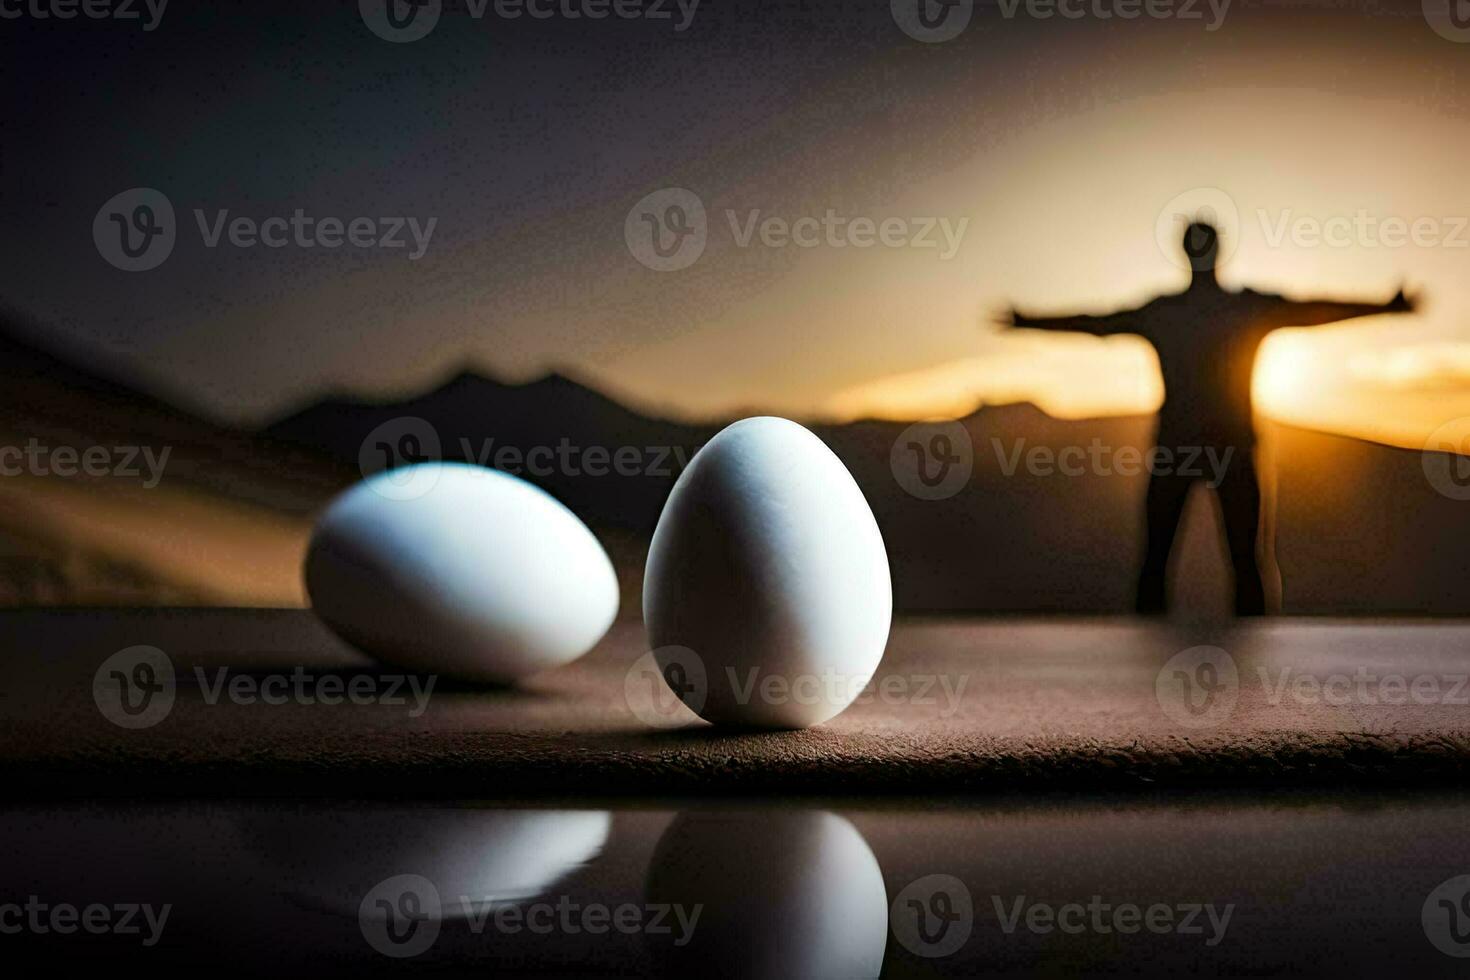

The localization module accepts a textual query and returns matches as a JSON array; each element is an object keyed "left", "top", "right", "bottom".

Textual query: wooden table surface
[{"left": 5, "top": 609, "right": 1470, "bottom": 796}]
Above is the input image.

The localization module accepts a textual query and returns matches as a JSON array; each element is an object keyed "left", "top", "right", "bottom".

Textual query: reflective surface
[{"left": 4, "top": 792, "right": 1470, "bottom": 975}]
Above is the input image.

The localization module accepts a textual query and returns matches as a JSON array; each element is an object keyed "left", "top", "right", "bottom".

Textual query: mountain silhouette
[
  {"left": 0, "top": 312, "right": 351, "bottom": 605},
  {"left": 266, "top": 370, "right": 715, "bottom": 532},
  {"left": 263, "top": 368, "right": 1205, "bottom": 613},
  {"left": 3, "top": 315, "right": 1469, "bottom": 615}
]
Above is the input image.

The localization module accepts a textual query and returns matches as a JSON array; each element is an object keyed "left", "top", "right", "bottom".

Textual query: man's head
[{"left": 1181, "top": 221, "right": 1219, "bottom": 275}]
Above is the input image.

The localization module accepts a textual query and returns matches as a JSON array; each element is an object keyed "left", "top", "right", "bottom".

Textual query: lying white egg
[
  {"left": 305, "top": 462, "right": 619, "bottom": 683},
  {"left": 643, "top": 417, "right": 892, "bottom": 728},
  {"left": 238, "top": 807, "right": 612, "bottom": 917}
]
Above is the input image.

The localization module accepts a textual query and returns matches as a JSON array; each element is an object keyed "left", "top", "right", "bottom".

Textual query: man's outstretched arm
[
  {"left": 999, "top": 303, "right": 1149, "bottom": 337},
  {"left": 1267, "top": 287, "right": 1417, "bottom": 327}
]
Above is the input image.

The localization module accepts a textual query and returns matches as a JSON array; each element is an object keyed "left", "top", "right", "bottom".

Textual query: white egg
[
  {"left": 305, "top": 462, "right": 619, "bottom": 683},
  {"left": 237, "top": 807, "right": 612, "bottom": 917},
  {"left": 643, "top": 417, "right": 892, "bottom": 728},
  {"left": 644, "top": 810, "right": 888, "bottom": 979}
]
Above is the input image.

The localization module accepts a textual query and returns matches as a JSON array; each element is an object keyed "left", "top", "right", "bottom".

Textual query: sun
[{"left": 1251, "top": 331, "right": 1313, "bottom": 421}]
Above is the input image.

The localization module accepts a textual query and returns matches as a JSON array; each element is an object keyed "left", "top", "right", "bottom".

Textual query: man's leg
[
  {"left": 1136, "top": 469, "right": 1193, "bottom": 614},
  {"left": 1215, "top": 449, "right": 1266, "bottom": 615}
]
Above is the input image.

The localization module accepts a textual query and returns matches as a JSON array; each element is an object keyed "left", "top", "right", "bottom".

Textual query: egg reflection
[
  {"left": 643, "top": 810, "right": 887, "bottom": 979},
  {"left": 238, "top": 806, "right": 611, "bottom": 917}
]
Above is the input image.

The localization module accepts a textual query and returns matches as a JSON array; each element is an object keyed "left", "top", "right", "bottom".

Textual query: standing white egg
[
  {"left": 643, "top": 417, "right": 892, "bottom": 728},
  {"left": 305, "top": 462, "right": 619, "bottom": 683},
  {"left": 643, "top": 810, "right": 888, "bottom": 978}
]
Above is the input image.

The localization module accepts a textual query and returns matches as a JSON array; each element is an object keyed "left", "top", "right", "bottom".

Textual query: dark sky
[{"left": 3, "top": 0, "right": 1467, "bottom": 431}]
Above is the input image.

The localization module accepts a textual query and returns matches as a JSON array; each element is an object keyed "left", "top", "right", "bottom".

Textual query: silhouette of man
[{"left": 1005, "top": 221, "right": 1415, "bottom": 615}]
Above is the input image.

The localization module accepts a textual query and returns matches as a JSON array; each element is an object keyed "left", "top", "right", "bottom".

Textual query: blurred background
[{"left": 3, "top": 0, "right": 1470, "bottom": 617}]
